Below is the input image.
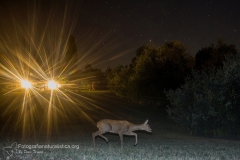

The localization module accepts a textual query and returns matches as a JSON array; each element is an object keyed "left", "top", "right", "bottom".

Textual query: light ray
[{"left": 0, "top": 1, "right": 132, "bottom": 139}]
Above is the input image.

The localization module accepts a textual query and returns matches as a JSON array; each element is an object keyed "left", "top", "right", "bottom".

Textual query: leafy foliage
[
  {"left": 195, "top": 39, "right": 237, "bottom": 70},
  {"left": 106, "top": 41, "right": 194, "bottom": 99},
  {"left": 105, "top": 65, "right": 133, "bottom": 96},
  {"left": 166, "top": 52, "right": 240, "bottom": 139},
  {"left": 73, "top": 64, "right": 107, "bottom": 90}
]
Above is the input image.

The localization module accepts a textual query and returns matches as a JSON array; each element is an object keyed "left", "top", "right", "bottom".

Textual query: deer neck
[{"left": 129, "top": 123, "right": 143, "bottom": 131}]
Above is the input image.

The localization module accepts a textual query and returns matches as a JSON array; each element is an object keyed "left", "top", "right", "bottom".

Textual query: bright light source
[
  {"left": 21, "top": 80, "right": 32, "bottom": 89},
  {"left": 48, "top": 80, "right": 59, "bottom": 90}
]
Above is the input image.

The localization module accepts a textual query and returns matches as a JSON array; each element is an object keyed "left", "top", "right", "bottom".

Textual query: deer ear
[{"left": 144, "top": 119, "right": 148, "bottom": 124}]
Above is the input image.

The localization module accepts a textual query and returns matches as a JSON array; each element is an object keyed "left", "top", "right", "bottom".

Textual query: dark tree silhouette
[
  {"left": 195, "top": 39, "right": 237, "bottom": 70},
  {"left": 106, "top": 41, "right": 194, "bottom": 99},
  {"left": 65, "top": 34, "right": 78, "bottom": 73},
  {"left": 195, "top": 46, "right": 213, "bottom": 69},
  {"left": 63, "top": 34, "right": 78, "bottom": 81}
]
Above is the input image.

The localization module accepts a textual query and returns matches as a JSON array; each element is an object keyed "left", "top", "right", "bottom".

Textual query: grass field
[{"left": 0, "top": 91, "right": 240, "bottom": 159}]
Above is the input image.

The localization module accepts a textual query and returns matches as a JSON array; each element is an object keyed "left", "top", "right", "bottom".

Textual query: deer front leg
[
  {"left": 92, "top": 131, "right": 100, "bottom": 148},
  {"left": 125, "top": 132, "right": 138, "bottom": 146}
]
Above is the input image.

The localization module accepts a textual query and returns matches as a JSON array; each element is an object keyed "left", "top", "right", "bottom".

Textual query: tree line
[
  {"left": 105, "top": 39, "right": 237, "bottom": 99},
  {"left": 105, "top": 39, "right": 240, "bottom": 139}
]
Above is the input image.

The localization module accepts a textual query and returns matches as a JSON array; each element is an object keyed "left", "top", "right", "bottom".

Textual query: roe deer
[{"left": 92, "top": 119, "right": 152, "bottom": 147}]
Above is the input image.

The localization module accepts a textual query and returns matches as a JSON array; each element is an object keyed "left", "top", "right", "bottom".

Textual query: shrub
[
  {"left": 165, "top": 53, "right": 240, "bottom": 139},
  {"left": 106, "top": 42, "right": 194, "bottom": 100}
]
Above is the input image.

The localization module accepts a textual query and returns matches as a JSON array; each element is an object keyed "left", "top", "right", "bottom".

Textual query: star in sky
[{"left": 0, "top": 0, "right": 239, "bottom": 70}]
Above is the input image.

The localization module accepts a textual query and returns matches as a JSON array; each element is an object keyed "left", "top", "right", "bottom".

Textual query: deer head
[{"left": 142, "top": 119, "right": 152, "bottom": 132}]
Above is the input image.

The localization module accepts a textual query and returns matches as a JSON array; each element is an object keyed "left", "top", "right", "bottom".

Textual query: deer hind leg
[
  {"left": 99, "top": 135, "right": 108, "bottom": 143},
  {"left": 118, "top": 133, "right": 124, "bottom": 148},
  {"left": 92, "top": 131, "right": 108, "bottom": 147},
  {"left": 125, "top": 132, "right": 138, "bottom": 146}
]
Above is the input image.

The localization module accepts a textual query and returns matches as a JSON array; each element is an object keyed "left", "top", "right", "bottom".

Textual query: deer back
[{"left": 97, "top": 119, "right": 130, "bottom": 133}]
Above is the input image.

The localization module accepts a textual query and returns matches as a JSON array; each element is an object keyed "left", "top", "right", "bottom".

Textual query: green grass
[{"left": 2, "top": 137, "right": 240, "bottom": 159}]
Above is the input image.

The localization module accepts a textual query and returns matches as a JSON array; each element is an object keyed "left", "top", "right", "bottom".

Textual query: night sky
[{"left": 1, "top": 0, "right": 240, "bottom": 70}]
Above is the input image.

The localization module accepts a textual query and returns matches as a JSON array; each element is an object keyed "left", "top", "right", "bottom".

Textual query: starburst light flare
[
  {"left": 0, "top": 0, "right": 128, "bottom": 139},
  {"left": 47, "top": 80, "right": 59, "bottom": 90},
  {"left": 21, "top": 80, "right": 32, "bottom": 89}
]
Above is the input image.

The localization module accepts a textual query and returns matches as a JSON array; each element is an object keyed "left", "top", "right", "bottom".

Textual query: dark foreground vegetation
[{"left": 166, "top": 53, "right": 240, "bottom": 139}]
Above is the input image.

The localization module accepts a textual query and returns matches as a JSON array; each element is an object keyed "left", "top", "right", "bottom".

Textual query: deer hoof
[{"left": 134, "top": 143, "right": 138, "bottom": 146}]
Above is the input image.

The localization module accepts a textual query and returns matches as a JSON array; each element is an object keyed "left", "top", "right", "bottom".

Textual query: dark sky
[{"left": 1, "top": 0, "right": 240, "bottom": 70}]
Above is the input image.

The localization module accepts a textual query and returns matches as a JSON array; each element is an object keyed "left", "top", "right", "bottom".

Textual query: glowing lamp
[
  {"left": 48, "top": 80, "right": 59, "bottom": 90},
  {"left": 21, "top": 80, "right": 32, "bottom": 89}
]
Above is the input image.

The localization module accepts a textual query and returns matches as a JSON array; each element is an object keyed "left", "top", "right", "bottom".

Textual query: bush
[
  {"left": 165, "top": 53, "right": 240, "bottom": 139},
  {"left": 106, "top": 42, "right": 194, "bottom": 100}
]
